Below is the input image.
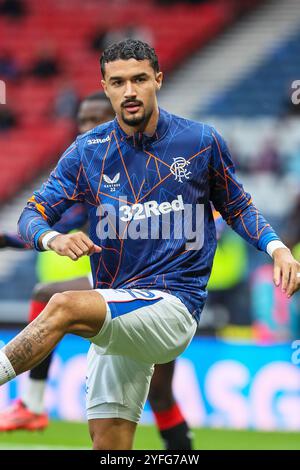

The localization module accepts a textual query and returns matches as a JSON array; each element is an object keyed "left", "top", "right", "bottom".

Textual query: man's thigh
[{"left": 62, "top": 289, "right": 107, "bottom": 338}]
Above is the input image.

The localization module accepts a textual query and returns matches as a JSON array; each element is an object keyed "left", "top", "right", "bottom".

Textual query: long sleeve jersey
[
  {"left": 3, "top": 204, "right": 88, "bottom": 249},
  {"left": 18, "top": 109, "right": 280, "bottom": 323}
]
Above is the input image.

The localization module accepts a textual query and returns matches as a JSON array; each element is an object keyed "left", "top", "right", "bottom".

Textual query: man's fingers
[
  {"left": 48, "top": 232, "right": 101, "bottom": 258},
  {"left": 78, "top": 240, "right": 101, "bottom": 256},
  {"left": 68, "top": 242, "right": 85, "bottom": 258},
  {"left": 273, "top": 264, "right": 281, "bottom": 287},
  {"left": 66, "top": 249, "right": 80, "bottom": 261},
  {"left": 68, "top": 233, "right": 93, "bottom": 257},
  {"left": 80, "top": 234, "right": 102, "bottom": 255},
  {"left": 272, "top": 248, "right": 300, "bottom": 297},
  {"left": 287, "top": 265, "right": 296, "bottom": 297},
  {"left": 89, "top": 244, "right": 102, "bottom": 255},
  {"left": 79, "top": 233, "right": 101, "bottom": 255},
  {"left": 73, "top": 238, "right": 91, "bottom": 256},
  {"left": 74, "top": 239, "right": 102, "bottom": 257},
  {"left": 281, "top": 264, "right": 291, "bottom": 292},
  {"left": 287, "top": 265, "right": 300, "bottom": 297},
  {"left": 72, "top": 232, "right": 98, "bottom": 255}
]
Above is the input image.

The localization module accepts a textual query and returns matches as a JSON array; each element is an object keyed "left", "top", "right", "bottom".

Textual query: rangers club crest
[{"left": 170, "top": 157, "right": 191, "bottom": 183}]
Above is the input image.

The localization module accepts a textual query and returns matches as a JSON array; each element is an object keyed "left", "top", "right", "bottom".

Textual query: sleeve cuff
[
  {"left": 41, "top": 231, "right": 61, "bottom": 251},
  {"left": 266, "top": 240, "right": 288, "bottom": 258},
  {"left": 33, "top": 228, "right": 52, "bottom": 251},
  {"left": 258, "top": 232, "right": 281, "bottom": 253}
]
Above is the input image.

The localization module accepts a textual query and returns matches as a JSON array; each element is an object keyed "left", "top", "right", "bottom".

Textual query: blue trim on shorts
[{"left": 108, "top": 297, "right": 163, "bottom": 319}]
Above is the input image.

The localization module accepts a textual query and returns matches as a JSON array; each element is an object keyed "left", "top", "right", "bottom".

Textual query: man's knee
[
  {"left": 92, "top": 435, "right": 111, "bottom": 451},
  {"left": 92, "top": 432, "right": 134, "bottom": 451},
  {"left": 92, "top": 433, "right": 130, "bottom": 451},
  {"left": 46, "top": 292, "right": 76, "bottom": 327},
  {"left": 89, "top": 418, "right": 136, "bottom": 450}
]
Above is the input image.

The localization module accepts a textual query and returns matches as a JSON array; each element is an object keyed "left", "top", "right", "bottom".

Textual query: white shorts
[{"left": 86, "top": 288, "right": 197, "bottom": 423}]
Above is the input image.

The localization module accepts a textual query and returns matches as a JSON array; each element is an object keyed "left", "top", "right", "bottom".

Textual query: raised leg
[{"left": 1, "top": 290, "right": 106, "bottom": 377}]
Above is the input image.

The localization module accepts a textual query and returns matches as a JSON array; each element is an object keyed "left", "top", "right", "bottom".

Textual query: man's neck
[{"left": 117, "top": 105, "right": 159, "bottom": 136}]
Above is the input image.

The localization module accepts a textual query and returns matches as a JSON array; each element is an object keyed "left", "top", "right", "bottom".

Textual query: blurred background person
[
  {"left": 0, "top": 105, "right": 17, "bottom": 131},
  {"left": 0, "top": 0, "right": 26, "bottom": 19},
  {"left": 29, "top": 43, "right": 60, "bottom": 79},
  {"left": 0, "top": 50, "right": 21, "bottom": 81},
  {"left": 53, "top": 80, "right": 79, "bottom": 120},
  {"left": 90, "top": 21, "right": 153, "bottom": 53}
]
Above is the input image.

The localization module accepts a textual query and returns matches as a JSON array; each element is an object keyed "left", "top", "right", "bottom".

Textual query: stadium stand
[
  {"left": 0, "top": 0, "right": 265, "bottom": 203},
  {"left": 202, "top": 27, "right": 300, "bottom": 116},
  {"left": 159, "top": 0, "right": 300, "bottom": 118},
  {"left": 1, "top": 2, "right": 300, "bottom": 441}
]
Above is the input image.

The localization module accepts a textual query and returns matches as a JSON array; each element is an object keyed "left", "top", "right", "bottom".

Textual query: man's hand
[
  {"left": 40, "top": 231, "right": 101, "bottom": 260},
  {"left": 273, "top": 247, "right": 300, "bottom": 298}
]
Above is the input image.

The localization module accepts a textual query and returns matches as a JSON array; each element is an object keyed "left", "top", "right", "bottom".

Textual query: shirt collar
[{"left": 114, "top": 108, "right": 170, "bottom": 148}]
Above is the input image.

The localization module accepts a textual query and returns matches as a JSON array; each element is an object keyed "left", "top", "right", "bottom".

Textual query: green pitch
[{"left": 0, "top": 421, "right": 299, "bottom": 450}]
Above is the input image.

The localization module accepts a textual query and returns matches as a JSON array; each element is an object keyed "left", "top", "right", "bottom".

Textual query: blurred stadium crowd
[{"left": 0, "top": 0, "right": 300, "bottom": 343}]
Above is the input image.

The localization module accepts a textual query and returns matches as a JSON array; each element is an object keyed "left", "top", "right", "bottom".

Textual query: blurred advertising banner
[{"left": 0, "top": 331, "right": 299, "bottom": 430}]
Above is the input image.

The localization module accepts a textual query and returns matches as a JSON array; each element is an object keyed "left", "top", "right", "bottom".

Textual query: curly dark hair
[{"left": 100, "top": 39, "right": 159, "bottom": 77}]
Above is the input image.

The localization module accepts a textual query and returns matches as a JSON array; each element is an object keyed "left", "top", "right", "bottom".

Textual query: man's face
[
  {"left": 101, "top": 59, "right": 163, "bottom": 129},
  {"left": 77, "top": 99, "right": 114, "bottom": 134}
]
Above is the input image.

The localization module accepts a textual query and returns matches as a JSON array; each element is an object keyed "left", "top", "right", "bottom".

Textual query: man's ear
[
  {"left": 101, "top": 79, "right": 109, "bottom": 98},
  {"left": 156, "top": 71, "right": 163, "bottom": 91}
]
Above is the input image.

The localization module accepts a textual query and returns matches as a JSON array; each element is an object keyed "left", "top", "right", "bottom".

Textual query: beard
[{"left": 121, "top": 105, "right": 152, "bottom": 129}]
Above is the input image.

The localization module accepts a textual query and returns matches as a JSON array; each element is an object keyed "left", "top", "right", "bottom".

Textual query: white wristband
[
  {"left": 266, "top": 240, "right": 287, "bottom": 258},
  {"left": 41, "top": 231, "right": 61, "bottom": 251}
]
